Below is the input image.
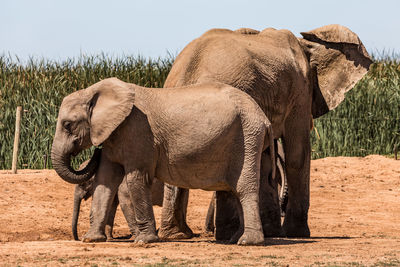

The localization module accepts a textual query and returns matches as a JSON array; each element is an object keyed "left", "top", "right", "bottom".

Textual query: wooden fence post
[
  {"left": 394, "top": 145, "right": 398, "bottom": 160},
  {"left": 11, "top": 106, "right": 22, "bottom": 174},
  {"left": 43, "top": 154, "right": 48, "bottom": 169}
]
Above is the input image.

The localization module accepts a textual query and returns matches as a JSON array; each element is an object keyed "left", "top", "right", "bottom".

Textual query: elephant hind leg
[
  {"left": 233, "top": 167, "right": 264, "bottom": 245},
  {"left": 126, "top": 169, "right": 158, "bottom": 243},
  {"left": 281, "top": 114, "right": 311, "bottom": 237},
  {"left": 159, "top": 185, "right": 193, "bottom": 240},
  {"left": 236, "top": 190, "right": 264, "bottom": 246},
  {"left": 204, "top": 192, "right": 216, "bottom": 233}
]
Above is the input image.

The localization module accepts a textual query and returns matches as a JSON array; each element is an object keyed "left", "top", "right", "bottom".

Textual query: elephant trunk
[
  {"left": 51, "top": 147, "right": 101, "bottom": 184},
  {"left": 72, "top": 187, "right": 82, "bottom": 241}
]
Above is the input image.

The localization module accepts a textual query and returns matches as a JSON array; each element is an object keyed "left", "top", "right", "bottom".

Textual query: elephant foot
[
  {"left": 134, "top": 232, "right": 159, "bottom": 244},
  {"left": 159, "top": 224, "right": 193, "bottom": 240},
  {"left": 228, "top": 228, "right": 244, "bottom": 244},
  {"left": 282, "top": 223, "right": 310, "bottom": 237},
  {"left": 82, "top": 231, "right": 107, "bottom": 243},
  {"left": 237, "top": 229, "right": 264, "bottom": 246},
  {"left": 132, "top": 228, "right": 140, "bottom": 237}
]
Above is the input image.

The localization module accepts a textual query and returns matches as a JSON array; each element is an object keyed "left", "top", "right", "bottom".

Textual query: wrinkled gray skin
[
  {"left": 159, "top": 24, "right": 372, "bottom": 239},
  {"left": 52, "top": 78, "right": 276, "bottom": 245},
  {"left": 72, "top": 160, "right": 164, "bottom": 241},
  {"left": 204, "top": 141, "right": 287, "bottom": 235}
]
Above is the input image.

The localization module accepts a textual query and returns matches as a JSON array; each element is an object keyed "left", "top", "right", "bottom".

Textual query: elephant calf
[
  {"left": 72, "top": 159, "right": 164, "bottom": 240},
  {"left": 52, "top": 78, "right": 276, "bottom": 245}
]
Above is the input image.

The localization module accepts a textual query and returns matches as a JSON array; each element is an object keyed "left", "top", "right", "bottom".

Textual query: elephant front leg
[
  {"left": 82, "top": 159, "right": 121, "bottom": 242},
  {"left": 82, "top": 185, "right": 118, "bottom": 242},
  {"left": 282, "top": 122, "right": 311, "bottom": 237},
  {"left": 159, "top": 185, "right": 193, "bottom": 239},
  {"left": 126, "top": 170, "right": 158, "bottom": 243}
]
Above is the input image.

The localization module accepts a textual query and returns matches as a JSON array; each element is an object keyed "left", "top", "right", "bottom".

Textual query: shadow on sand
[
  {"left": 261, "top": 235, "right": 354, "bottom": 246},
  {"left": 106, "top": 234, "right": 353, "bottom": 246}
]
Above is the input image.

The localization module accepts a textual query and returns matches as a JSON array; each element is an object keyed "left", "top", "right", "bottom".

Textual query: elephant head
[
  {"left": 51, "top": 78, "right": 135, "bottom": 184},
  {"left": 298, "top": 24, "right": 373, "bottom": 118}
]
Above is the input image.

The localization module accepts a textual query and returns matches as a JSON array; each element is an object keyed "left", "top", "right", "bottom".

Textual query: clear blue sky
[{"left": 1, "top": 0, "right": 399, "bottom": 61}]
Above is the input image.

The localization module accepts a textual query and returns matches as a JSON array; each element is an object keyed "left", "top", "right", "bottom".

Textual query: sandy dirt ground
[{"left": 0, "top": 155, "right": 399, "bottom": 266}]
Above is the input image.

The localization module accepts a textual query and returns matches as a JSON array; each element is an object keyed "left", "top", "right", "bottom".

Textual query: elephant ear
[
  {"left": 89, "top": 78, "right": 135, "bottom": 146},
  {"left": 299, "top": 24, "right": 373, "bottom": 118}
]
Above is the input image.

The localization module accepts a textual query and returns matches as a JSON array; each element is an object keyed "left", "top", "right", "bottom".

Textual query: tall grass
[
  {"left": 311, "top": 56, "right": 400, "bottom": 158},
  {"left": 0, "top": 54, "right": 172, "bottom": 169},
  {"left": 0, "top": 54, "right": 399, "bottom": 169}
]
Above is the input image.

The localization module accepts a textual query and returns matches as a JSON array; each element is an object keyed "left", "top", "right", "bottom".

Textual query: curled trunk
[{"left": 51, "top": 147, "right": 101, "bottom": 184}]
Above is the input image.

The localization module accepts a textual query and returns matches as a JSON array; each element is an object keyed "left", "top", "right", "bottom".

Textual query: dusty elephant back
[
  {"left": 164, "top": 28, "right": 309, "bottom": 138},
  {"left": 165, "top": 27, "right": 307, "bottom": 90},
  {"left": 165, "top": 25, "right": 372, "bottom": 122}
]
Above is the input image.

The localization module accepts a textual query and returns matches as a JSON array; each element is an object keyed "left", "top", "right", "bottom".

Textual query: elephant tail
[{"left": 265, "top": 124, "right": 276, "bottom": 181}]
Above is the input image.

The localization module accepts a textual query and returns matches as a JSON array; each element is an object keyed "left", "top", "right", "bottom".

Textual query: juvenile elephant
[
  {"left": 51, "top": 78, "right": 276, "bottom": 245},
  {"left": 72, "top": 160, "right": 164, "bottom": 241},
  {"left": 159, "top": 24, "right": 372, "bottom": 240}
]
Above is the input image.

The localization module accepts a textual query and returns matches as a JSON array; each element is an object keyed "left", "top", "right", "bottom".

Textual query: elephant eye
[{"left": 63, "top": 121, "right": 72, "bottom": 133}]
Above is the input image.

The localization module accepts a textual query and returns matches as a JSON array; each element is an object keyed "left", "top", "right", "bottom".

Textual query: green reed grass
[
  {"left": 0, "top": 54, "right": 399, "bottom": 169},
  {"left": 311, "top": 56, "right": 400, "bottom": 158},
  {"left": 0, "top": 54, "right": 172, "bottom": 169}
]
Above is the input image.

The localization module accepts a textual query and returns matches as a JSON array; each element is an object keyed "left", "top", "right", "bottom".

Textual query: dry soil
[{"left": 0, "top": 155, "right": 399, "bottom": 266}]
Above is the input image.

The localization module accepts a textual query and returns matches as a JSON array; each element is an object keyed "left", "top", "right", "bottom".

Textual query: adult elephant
[
  {"left": 72, "top": 159, "right": 164, "bottom": 241},
  {"left": 159, "top": 24, "right": 372, "bottom": 239}
]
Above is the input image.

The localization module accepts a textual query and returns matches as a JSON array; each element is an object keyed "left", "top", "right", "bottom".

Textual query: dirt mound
[{"left": 1, "top": 156, "right": 399, "bottom": 266}]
